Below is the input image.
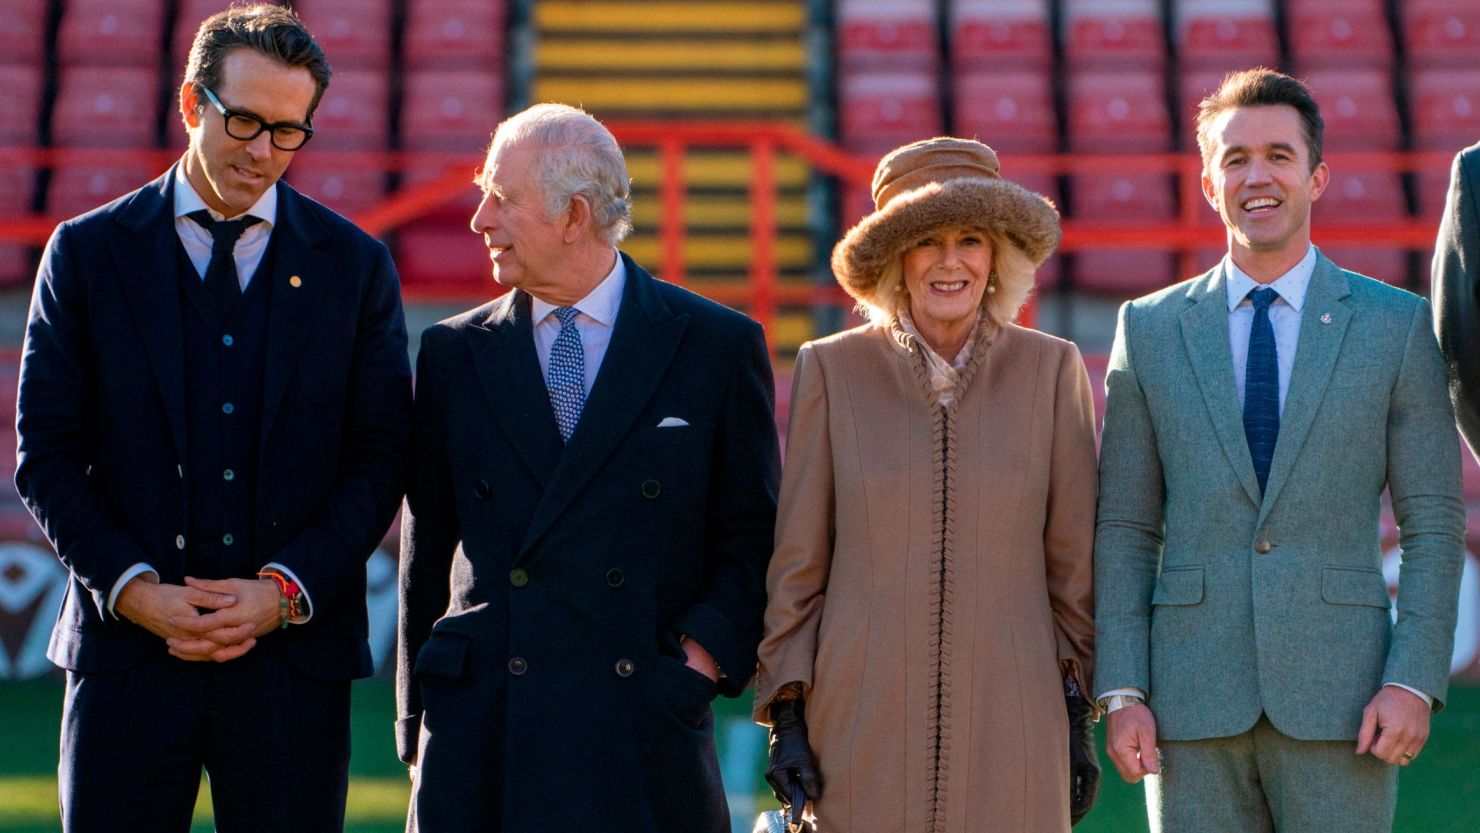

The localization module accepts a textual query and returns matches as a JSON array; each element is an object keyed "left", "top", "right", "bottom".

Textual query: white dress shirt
[
  {"left": 1098, "top": 245, "right": 1431, "bottom": 709},
  {"left": 108, "top": 169, "right": 311, "bottom": 622},
  {"left": 172, "top": 168, "right": 277, "bottom": 289},
  {"left": 529, "top": 252, "right": 626, "bottom": 395}
]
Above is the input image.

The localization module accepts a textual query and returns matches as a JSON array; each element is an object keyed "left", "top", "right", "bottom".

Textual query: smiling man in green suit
[{"left": 1094, "top": 68, "right": 1466, "bottom": 832}]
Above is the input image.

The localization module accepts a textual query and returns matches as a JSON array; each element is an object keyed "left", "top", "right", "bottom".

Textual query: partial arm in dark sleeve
[{"left": 1432, "top": 144, "right": 1480, "bottom": 460}]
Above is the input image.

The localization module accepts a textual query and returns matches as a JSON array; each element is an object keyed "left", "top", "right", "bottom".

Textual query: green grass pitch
[{"left": 1, "top": 680, "right": 1476, "bottom": 832}]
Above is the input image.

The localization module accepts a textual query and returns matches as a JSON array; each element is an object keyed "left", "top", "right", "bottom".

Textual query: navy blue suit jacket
[
  {"left": 15, "top": 167, "right": 413, "bottom": 681},
  {"left": 396, "top": 255, "right": 780, "bottom": 832}
]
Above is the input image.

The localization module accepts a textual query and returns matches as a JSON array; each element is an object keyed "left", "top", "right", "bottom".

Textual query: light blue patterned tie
[
  {"left": 1243, "top": 287, "right": 1280, "bottom": 495},
  {"left": 546, "top": 306, "right": 585, "bottom": 442}
]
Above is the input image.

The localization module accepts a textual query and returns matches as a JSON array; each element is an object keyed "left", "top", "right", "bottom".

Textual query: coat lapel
[
  {"left": 1179, "top": 263, "right": 1264, "bottom": 507},
  {"left": 113, "top": 170, "right": 188, "bottom": 462},
  {"left": 472, "top": 290, "right": 564, "bottom": 488},
  {"left": 259, "top": 184, "right": 335, "bottom": 452},
  {"left": 517, "top": 256, "right": 689, "bottom": 560},
  {"left": 1257, "top": 255, "right": 1352, "bottom": 520}
]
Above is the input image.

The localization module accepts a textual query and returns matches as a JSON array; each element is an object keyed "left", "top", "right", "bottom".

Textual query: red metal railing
[{"left": 0, "top": 131, "right": 1460, "bottom": 338}]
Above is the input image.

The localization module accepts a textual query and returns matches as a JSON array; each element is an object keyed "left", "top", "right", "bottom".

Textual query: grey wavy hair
[
  {"left": 861, "top": 228, "right": 1038, "bottom": 328},
  {"left": 489, "top": 103, "right": 633, "bottom": 245}
]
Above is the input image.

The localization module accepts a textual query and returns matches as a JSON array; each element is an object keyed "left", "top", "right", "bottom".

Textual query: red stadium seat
[
  {"left": 57, "top": 0, "right": 167, "bottom": 66},
  {"left": 1012, "top": 172, "right": 1063, "bottom": 288},
  {"left": 1062, "top": 0, "right": 1165, "bottom": 70},
  {"left": 1303, "top": 69, "right": 1400, "bottom": 151},
  {"left": 839, "top": 70, "right": 943, "bottom": 149},
  {"left": 302, "top": 69, "right": 389, "bottom": 149},
  {"left": 1314, "top": 171, "right": 1407, "bottom": 222},
  {"left": 952, "top": 71, "right": 1056, "bottom": 154},
  {"left": 1176, "top": 69, "right": 1229, "bottom": 150},
  {"left": 395, "top": 220, "right": 494, "bottom": 289},
  {"left": 1072, "top": 173, "right": 1175, "bottom": 219},
  {"left": 1286, "top": 0, "right": 1392, "bottom": 70},
  {"left": 1316, "top": 246, "right": 1408, "bottom": 285},
  {"left": 836, "top": 0, "right": 937, "bottom": 71},
  {"left": 0, "top": 64, "right": 43, "bottom": 146},
  {"left": 404, "top": 0, "right": 507, "bottom": 71},
  {"left": 951, "top": 0, "right": 1052, "bottom": 72},
  {"left": 51, "top": 67, "right": 161, "bottom": 149},
  {"left": 1067, "top": 69, "right": 1170, "bottom": 153},
  {"left": 173, "top": 1, "right": 285, "bottom": 64},
  {"left": 294, "top": 0, "right": 393, "bottom": 67},
  {"left": 1403, "top": 0, "right": 1480, "bottom": 69},
  {"left": 1409, "top": 69, "right": 1480, "bottom": 151},
  {"left": 1174, "top": 0, "right": 1278, "bottom": 71},
  {"left": 0, "top": 0, "right": 46, "bottom": 64},
  {"left": 0, "top": 165, "right": 37, "bottom": 284},
  {"left": 1074, "top": 249, "right": 1177, "bottom": 295},
  {"left": 401, "top": 70, "right": 505, "bottom": 152},
  {"left": 47, "top": 165, "right": 157, "bottom": 220},
  {"left": 286, "top": 158, "right": 385, "bottom": 216}
]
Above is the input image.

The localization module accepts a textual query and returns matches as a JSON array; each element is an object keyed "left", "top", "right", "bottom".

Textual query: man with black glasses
[{"left": 14, "top": 6, "right": 411, "bottom": 831}]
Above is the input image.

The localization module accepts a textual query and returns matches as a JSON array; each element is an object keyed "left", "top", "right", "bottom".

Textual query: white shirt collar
[
  {"left": 172, "top": 163, "right": 278, "bottom": 226},
  {"left": 1224, "top": 245, "right": 1317, "bottom": 313},
  {"left": 530, "top": 252, "right": 626, "bottom": 327}
]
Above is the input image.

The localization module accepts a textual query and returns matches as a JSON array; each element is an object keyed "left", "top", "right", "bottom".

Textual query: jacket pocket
[
  {"left": 414, "top": 632, "right": 472, "bottom": 679},
  {"left": 1321, "top": 567, "right": 1391, "bottom": 609},
  {"left": 1151, "top": 567, "right": 1204, "bottom": 606}
]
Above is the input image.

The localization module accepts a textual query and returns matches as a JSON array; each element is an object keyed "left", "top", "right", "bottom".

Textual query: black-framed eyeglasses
[{"left": 199, "top": 86, "right": 314, "bottom": 151}]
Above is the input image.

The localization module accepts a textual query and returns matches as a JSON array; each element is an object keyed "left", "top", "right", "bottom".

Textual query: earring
[{"left": 986, "top": 269, "right": 998, "bottom": 294}]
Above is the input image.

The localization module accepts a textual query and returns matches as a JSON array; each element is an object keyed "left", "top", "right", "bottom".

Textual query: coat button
[
  {"left": 222, "top": 533, "right": 234, "bottom": 546},
  {"left": 474, "top": 479, "right": 491, "bottom": 499},
  {"left": 223, "top": 469, "right": 235, "bottom": 481},
  {"left": 221, "top": 402, "right": 234, "bottom": 415},
  {"left": 614, "top": 658, "right": 635, "bottom": 677},
  {"left": 641, "top": 479, "right": 661, "bottom": 499},
  {"left": 1255, "top": 539, "right": 1272, "bottom": 555},
  {"left": 509, "top": 568, "right": 529, "bottom": 587},
  {"left": 508, "top": 657, "right": 528, "bottom": 675},
  {"left": 175, "top": 535, "right": 185, "bottom": 550},
  {"left": 606, "top": 568, "right": 624, "bottom": 588}
]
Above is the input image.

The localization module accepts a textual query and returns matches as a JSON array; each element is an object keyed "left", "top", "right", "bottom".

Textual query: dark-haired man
[
  {"left": 1094, "top": 68, "right": 1464, "bottom": 832},
  {"left": 15, "top": 6, "right": 411, "bottom": 831}
]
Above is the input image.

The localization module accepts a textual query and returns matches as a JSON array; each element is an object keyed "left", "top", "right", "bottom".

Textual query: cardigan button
[
  {"left": 641, "top": 479, "right": 661, "bottom": 499},
  {"left": 474, "top": 479, "right": 492, "bottom": 499},
  {"left": 509, "top": 568, "right": 529, "bottom": 588},
  {"left": 606, "top": 568, "right": 624, "bottom": 588},
  {"left": 508, "top": 657, "right": 528, "bottom": 675},
  {"left": 614, "top": 658, "right": 635, "bottom": 677},
  {"left": 175, "top": 535, "right": 185, "bottom": 550}
]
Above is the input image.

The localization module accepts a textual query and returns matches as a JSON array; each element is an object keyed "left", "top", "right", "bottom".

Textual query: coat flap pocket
[
  {"left": 1321, "top": 567, "right": 1391, "bottom": 609},
  {"left": 414, "top": 633, "right": 471, "bottom": 678},
  {"left": 1152, "top": 567, "right": 1204, "bottom": 606}
]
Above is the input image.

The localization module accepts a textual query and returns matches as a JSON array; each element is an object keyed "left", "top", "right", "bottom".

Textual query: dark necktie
[
  {"left": 1243, "top": 287, "right": 1280, "bottom": 495},
  {"left": 187, "top": 210, "right": 261, "bottom": 316}
]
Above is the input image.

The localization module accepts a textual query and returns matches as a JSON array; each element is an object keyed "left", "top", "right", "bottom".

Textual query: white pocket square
[{"left": 657, "top": 417, "right": 689, "bottom": 428}]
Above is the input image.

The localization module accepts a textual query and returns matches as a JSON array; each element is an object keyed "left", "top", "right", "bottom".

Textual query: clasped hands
[
  {"left": 114, "top": 574, "right": 284, "bottom": 662},
  {"left": 1105, "top": 686, "right": 1432, "bottom": 783}
]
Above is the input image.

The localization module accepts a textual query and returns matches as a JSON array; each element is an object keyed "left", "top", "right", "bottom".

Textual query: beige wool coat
[{"left": 754, "top": 318, "right": 1098, "bottom": 833}]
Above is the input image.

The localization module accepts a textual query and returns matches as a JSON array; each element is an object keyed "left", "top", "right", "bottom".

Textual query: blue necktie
[
  {"left": 546, "top": 307, "right": 586, "bottom": 442},
  {"left": 1243, "top": 287, "right": 1280, "bottom": 495}
]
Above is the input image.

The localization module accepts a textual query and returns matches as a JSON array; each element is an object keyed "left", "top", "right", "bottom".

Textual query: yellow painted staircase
[{"left": 531, "top": 1, "right": 817, "bottom": 350}]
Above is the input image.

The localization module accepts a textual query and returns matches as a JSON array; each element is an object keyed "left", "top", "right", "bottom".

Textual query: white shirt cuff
[
  {"left": 262, "top": 563, "right": 312, "bottom": 624},
  {"left": 107, "top": 563, "right": 158, "bottom": 618},
  {"left": 1383, "top": 682, "right": 1434, "bottom": 707},
  {"left": 1096, "top": 687, "right": 1147, "bottom": 711}
]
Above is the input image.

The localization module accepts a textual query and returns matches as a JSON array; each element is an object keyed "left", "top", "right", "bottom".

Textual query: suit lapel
[
  {"left": 113, "top": 170, "right": 188, "bottom": 462},
  {"left": 1179, "top": 263, "right": 1264, "bottom": 507},
  {"left": 472, "top": 290, "right": 564, "bottom": 488},
  {"left": 259, "top": 184, "right": 336, "bottom": 454},
  {"left": 1258, "top": 255, "right": 1352, "bottom": 520},
  {"left": 517, "top": 257, "right": 689, "bottom": 560}
]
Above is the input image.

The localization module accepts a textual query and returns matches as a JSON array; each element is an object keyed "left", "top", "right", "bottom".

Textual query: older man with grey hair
[{"left": 394, "top": 103, "right": 781, "bottom": 832}]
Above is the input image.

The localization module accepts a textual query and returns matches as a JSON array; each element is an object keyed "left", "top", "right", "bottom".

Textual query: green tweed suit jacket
[{"left": 1094, "top": 252, "right": 1466, "bottom": 742}]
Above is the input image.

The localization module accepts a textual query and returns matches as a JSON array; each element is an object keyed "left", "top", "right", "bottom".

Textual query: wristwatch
[{"left": 1100, "top": 694, "right": 1146, "bottom": 713}]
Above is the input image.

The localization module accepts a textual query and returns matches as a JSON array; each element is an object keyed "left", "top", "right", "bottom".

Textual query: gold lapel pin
[
  {"left": 289, "top": 275, "right": 302, "bottom": 288},
  {"left": 1319, "top": 312, "right": 1332, "bottom": 324}
]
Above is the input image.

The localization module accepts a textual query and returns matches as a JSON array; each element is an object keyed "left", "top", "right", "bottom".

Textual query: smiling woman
[{"left": 753, "top": 137, "right": 1103, "bottom": 833}]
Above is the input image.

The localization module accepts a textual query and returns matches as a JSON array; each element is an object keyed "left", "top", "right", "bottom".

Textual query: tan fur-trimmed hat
[{"left": 831, "top": 137, "right": 1061, "bottom": 307}]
